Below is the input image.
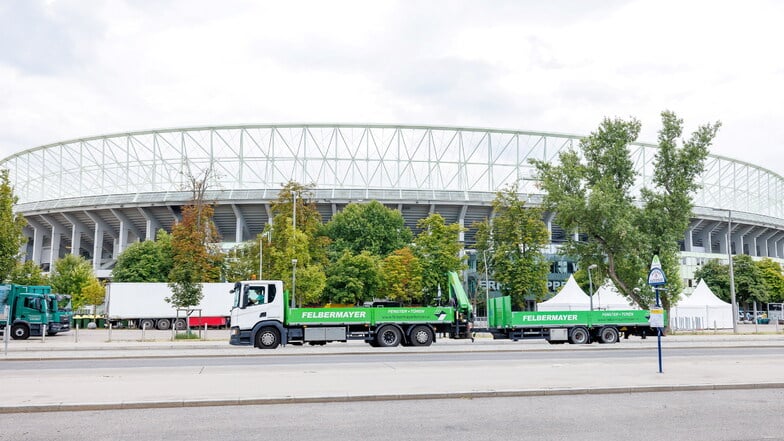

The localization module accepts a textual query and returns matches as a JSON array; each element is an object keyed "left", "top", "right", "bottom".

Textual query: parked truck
[
  {"left": 230, "top": 271, "right": 474, "bottom": 349},
  {"left": 231, "top": 271, "right": 657, "bottom": 349},
  {"left": 105, "top": 282, "right": 234, "bottom": 330},
  {"left": 487, "top": 295, "right": 655, "bottom": 344},
  {"left": 0, "top": 284, "right": 51, "bottom": 340}
]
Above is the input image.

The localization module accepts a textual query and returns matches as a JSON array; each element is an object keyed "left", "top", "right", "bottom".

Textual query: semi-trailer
[
  {"left": 105, "top": 282, "right": 234, "bottom": 330},
  {"left": 231, "top": 271, "right": 656, "bottom": 349}
]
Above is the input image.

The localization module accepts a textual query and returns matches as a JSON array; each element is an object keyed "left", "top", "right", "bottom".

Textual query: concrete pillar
[{"left": 93, "top": 224, "right": 104, "bottom": 270}]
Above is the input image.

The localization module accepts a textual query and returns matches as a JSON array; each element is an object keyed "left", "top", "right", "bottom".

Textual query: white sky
[{"left": 1, "top": 0, "right": 782, "bottom": 175}]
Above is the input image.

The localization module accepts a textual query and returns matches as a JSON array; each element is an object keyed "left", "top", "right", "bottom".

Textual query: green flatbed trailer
[
  {"left": 230, "top": 272, "right": 473, "bottom": 349},
  {"left": 487, "top": 296, "right": 657, "bottom": 344}
]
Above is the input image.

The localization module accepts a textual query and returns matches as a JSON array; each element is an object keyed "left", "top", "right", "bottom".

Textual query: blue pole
[{"left": 656, "top": 287, "right": 663, "bottom": 374}]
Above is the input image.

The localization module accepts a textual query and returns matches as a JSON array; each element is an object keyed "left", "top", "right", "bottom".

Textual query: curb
[{"left": 3, "top": 382, "right": 783, "bottom": 414}]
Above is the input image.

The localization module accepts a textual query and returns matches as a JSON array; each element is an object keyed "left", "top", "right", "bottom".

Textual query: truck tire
[
  {"left": 140, "top": 319, "right": 155, "bottom": 330},
  {"left": 376, "top": 325, "right": 402, "bottom": 347},
  {"left": 11, "top": 323, "right": 30, "bottom": 340},
  {"left": 256, "top": 327, "right": 280, "bottom": 349},
  {"left": 174, "top": 319, "right": 186, "bottom": 330},
  {"left": 598, "top": 326, "right": 619, "bottom": 344},
  {"left": 569, "top": 327, "right": 590, "bottom": 344},
  {"left": 156, "top": 319, "right": 171, "bottom": 330},
  {"left": 409, "top": 325, "right": 433, "bottom": 346}
]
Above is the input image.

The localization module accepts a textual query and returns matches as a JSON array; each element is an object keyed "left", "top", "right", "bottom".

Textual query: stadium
[{"left": 2, "top": 124, "right": 783, "bottom": 293}]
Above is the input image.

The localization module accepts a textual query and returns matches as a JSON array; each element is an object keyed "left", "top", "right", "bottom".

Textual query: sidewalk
[{"left": 2, "top": 330, "right": 783, "bottom": 413}]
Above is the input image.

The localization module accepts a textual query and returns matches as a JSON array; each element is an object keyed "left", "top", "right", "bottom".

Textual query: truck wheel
[
  {"left": 376, "top": 325, "right": 402, "bottom": 347},
  {"left": 156, "top": 319, "right": 171, "bottom": 330},
  {"left": 11, "top": 323, "right": 30, "bottom": 340},
  {"left": 140, "top": 319, "right": 155, "bottom": 330},
  {"left": 46, "top": 330, "right": 57, "bottom": 336},
  {"left": 174, "top": 319, "right": 187, "bottom": 330},
  {"left": 569, "top": 327, "right": 590, "bottom": 344},
  {"left": 256, "top": 327, "right": 280, "bottom": 349},
  {"left": 410, "top": 325, "right": 433, "bottom": 346},
  {"left": 598, "top": 327, "right": 619, "bottom": 344}
]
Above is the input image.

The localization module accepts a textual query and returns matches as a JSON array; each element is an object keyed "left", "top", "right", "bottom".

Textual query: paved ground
[{"left": 1, "top": 327, "right": 783, "bottom": 413}]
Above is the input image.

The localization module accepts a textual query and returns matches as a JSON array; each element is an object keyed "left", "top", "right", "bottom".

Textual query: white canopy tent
[
  {"left": 670, "top": 279, "right": 733, "bottom": 330},
  {"left": 538, "top": 275, "right": 590, "bottom": 311},
  {"left": 591, "top": 282, "right": 639, "bottom": 310}
]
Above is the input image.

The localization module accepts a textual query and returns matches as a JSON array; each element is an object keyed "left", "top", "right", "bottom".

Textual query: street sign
[
  {"left": 647, "top": 267, "right": 667, "bottom": 286},
  {"left": 649, "top": 307, "right": 665, "bottom": 328}
]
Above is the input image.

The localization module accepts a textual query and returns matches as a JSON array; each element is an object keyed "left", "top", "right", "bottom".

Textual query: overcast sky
[{"left": 1, "top": 0, "right": 782, "bottom": 175}]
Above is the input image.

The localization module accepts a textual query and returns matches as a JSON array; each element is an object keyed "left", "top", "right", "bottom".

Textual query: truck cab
[
  {"left": 229, "top": 280, "right": 285, "bottom": 346},
  {"left": 0, "top": 285, "right": 51, "bottom": 340},
  {"left": 46, "top": 294, "right": 72, "bottom": 335}
]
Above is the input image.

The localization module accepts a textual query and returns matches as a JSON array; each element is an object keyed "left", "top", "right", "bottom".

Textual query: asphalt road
[
  {"left": 0, "top": 389, "right": 781, "bottom": 441},
  {"left": 1, "top": 345, "right": 781, "bottom": 370}
]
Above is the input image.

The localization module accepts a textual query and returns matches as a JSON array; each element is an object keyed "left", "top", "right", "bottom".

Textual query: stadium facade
[{"left": 2, "top": 124, "right": 783, "bottom": 291}]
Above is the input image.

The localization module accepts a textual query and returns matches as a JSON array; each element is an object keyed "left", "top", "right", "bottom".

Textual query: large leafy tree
[
  {"left": 381, "top": 247, "right": 423, "bottom": 304},
  {"left": 732, "top": 254, "right": 768, "bottom": 307},
  {"left": 694, "top": 257, "right": 784, "bottom": 305},
  {"left": 412, "top": 213, "right": 463, "bottom": 305},
  {"left": 533, "top": 111, "right": 720, "bottom": 314},
  {"left": 322, "top": 251, "right": 382, "bottom": 305},
  {"left": 112, "top": 230, "right": 173, "bottom": 282},
  {"left": 324, "top": 201, "right": 413, "bottom": 258},
  {"left": 0, "top": 169, "right": 27, "bottom": 282},
  {"left": 49, "top": 254, "right": 97, "bottom": 309},
  {"left": 8, "top": 260, "right": 48, "bottom": 285},
  {"left": 262, "top": 181, "right": 327, "bottom": 305},
  {"left": 474, "top": 184, "right": 550, "bottom": 309},
  {"left": 693, "top": 259, "right": 730, "bottom": 300},
  {"left": 757, "top": 258, "right": 784, "bottom": 303}
]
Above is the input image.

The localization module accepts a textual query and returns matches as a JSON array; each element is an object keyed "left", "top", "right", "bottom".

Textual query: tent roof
[
  {"left": 591, "top": 282, "right": 638, "bottom": 310},
  {"left": 539, "top": 275, "right": 590, "bottom": 306},
  {"left": 678, "top": 279, "right": 730, "bottom": 307}
]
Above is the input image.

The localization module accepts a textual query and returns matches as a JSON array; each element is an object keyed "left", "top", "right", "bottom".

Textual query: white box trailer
[{"left": 105, "top": 282, "right": 234, "bottom": 330}]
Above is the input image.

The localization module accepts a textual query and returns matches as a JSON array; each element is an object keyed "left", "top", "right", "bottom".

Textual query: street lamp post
[
  {"left": 726, "top": 210, "right": 738, "bottom": 334},
  {"left": 587, "top": 264, "right": 597, "bottom": 311},
  {"left": 291, "top": 258, "right": 298, "bottom": 308}
]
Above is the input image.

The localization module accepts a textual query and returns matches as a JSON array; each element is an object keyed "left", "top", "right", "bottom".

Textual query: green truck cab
[
  {"left": 46, "top": 293, "right": 72, "bottom": 335},
  {"left": 230, "top": 272, "right": 473, "bottom": 349},
  {"left": 0, "top": 284, "right": 51, "bottom": 340}
]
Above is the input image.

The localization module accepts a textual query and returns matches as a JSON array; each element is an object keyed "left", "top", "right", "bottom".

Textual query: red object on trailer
[{"left": 188, "top": 316, "right": 227, "bottom": 327}]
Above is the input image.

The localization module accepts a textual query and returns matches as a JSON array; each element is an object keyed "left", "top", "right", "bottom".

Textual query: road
[
  {"left": 0, "top": 389, "right": 781, "bottom": 441},
  {"left": 1, "top": 345, "right": 782, "bottom": 370}
]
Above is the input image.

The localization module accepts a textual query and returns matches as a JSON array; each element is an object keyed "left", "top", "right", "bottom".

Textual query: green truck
[
  {"left": 0, "top": 284, "right": 51, "bottom": 340},
  {"left": 46, "top": 293, "right": 72, "bottom": 335},
  {"left": 230, "top": 272, "right": 474, "bottom": 349},
  {"left": 487, "top": 296, "right": 655, "bottom": 344}
]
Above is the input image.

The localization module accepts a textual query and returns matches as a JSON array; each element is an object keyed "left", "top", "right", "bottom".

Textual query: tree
[
  {"left": 8, "top": 260, "right": 48, "bottom": 285},
  {"left": 381, "top": 247, "right": 424, "bottom": 304},
  {"left": 261, "top": 181, "right": 327, "bottom": 305},
  {"left": 49, "top": 254, "right": 96, "bottom": 309},
  {"left": 322, "top": 251, "right": 382, "bottom": 305},
  {"left": 0, "top": 169, "right": 27, "bottom": 282},
  {"left": 412, "top": 214, "right": 463, "bottom": 305},
  {"left": 732, "top": 254, "right": 767, "bottom": 307},
  {"left": 112, "top": 230, "right": 173, "bottom": 282},
  {"left": 168, "top": 170, "right": 223, "bottom": 312},
  {"left": 81, "top": 278, "right": 106, "bottom": 321},
  {"left": 474, "top": 184, "right": 550, "bottom": 309},
  {"left": 324, "top": 201, "right": 413, "bottom": 258},
  {"left": 532, "top": 111, "right": 720, "bottom": 315},
  {"left": 693, "top": 259, "right": 731, "bottom": 301},
  {"left": 757, "top": 258, "right": 784, "bottom": 303}
]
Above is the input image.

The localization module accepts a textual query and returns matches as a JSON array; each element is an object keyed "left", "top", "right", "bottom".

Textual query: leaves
[
  {"left": 324, "top": 201, "right": 413, "bottom": 258},
  {"left": 49, "top": 254, "right": 97, "bottom": 309},
  {"left": 112, "top": 230, "right": 173, "bottom": 282},
  {"left": 0, "top": 169, "right": 27, "bottom": 282},
  {"left": 412, "top": 214, "right": 464, "bottom": 305}
]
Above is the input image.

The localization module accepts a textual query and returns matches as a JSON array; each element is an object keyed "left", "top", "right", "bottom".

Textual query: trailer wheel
[
  {"left": 376, "top": 325, "right": 402, "bottom": 347},
  {"left": 156, "top": 319, "right": 171, "bottom": 330},
  {"left": 174, "top": 319, "right": 187, "bottom": 330},
  {"left": 140, "top": 319, "right": 155, "bottom": 330},
  {"left": 569, "top": 327, "right": 590, "bottom": 344},
  {"left": 256, "top": 327, "right": 280, "bottom": 349},
  {"left": 598, "top": 327, "right": 619, "bottom": 344},
  {"left": 11, "top": 323, "right": 30, "bottom": 340},
  {"left": 410, "top": 325, "right": 433, "bottom": 346}
]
